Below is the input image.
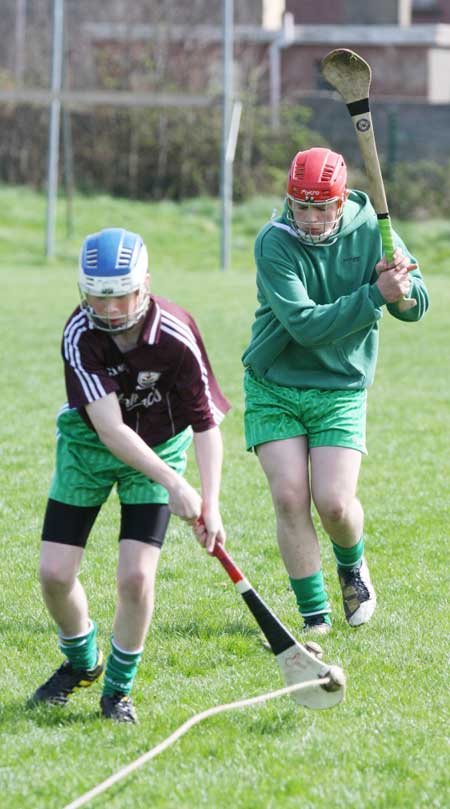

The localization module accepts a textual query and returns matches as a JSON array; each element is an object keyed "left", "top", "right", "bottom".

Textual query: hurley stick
[
  {"left": 212, "top": 542, "right": 345, "bottom": 710},
  {"left": 321, "top": 48, "right": 415, "bottom": 311}
]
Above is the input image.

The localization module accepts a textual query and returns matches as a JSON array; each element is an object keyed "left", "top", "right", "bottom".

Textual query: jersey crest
[{"left": 137, "top": 371, "right": 161, "bottom": 389}]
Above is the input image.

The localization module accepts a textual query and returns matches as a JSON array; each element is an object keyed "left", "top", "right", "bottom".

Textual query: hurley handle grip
[
  {"left": 377, "top": 216, "right": 395, "bottom": 263},
  {"left": 377, "top": 217, "right": 417, "bottom": 311}
]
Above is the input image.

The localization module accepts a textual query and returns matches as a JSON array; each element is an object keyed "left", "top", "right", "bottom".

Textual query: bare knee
[
  {"left": 117, "top": 569, "right": 154, "bottom": 604},
  {"left": 272, "top": 481, "right": 310, "bottom": 519},
  {"left": 39, "top": 560, "right": 77, "bottom": 595},
  {"left": 315, "top": 495, "right": 349, "bottom": 525}
]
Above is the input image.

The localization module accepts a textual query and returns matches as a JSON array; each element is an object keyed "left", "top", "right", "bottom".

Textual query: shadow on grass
[
  {"left": 0, "top": 698, "right": 102, "bottom": 727},
  {"left": 154, "top": 618, "right": 261, "bottom": 640}
]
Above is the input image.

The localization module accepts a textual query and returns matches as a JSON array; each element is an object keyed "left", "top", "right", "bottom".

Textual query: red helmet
[{"left": 287, "top": 147, "right": 347, "bottom": 203}]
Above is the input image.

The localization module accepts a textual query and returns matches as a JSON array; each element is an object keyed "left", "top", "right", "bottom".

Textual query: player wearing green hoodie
[{"left": 242, "top": 147, "right": 428, "bottom": 633}]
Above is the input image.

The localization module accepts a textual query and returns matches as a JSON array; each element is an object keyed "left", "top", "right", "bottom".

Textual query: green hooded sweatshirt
[{"left": 242, "top": 191, "right": 429, "bottom": 390}]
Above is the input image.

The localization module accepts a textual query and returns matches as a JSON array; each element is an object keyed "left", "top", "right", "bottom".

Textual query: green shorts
[
  {"left": 49, "top": 407, "right": 193, "bottom": 507},
  {"left": 244, "top": 369, "right": 367, "bottom": 454}
]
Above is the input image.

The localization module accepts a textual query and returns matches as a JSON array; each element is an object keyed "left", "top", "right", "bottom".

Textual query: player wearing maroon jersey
[{"left": 30, "top": 228, "right": 230, "bottom": 723}]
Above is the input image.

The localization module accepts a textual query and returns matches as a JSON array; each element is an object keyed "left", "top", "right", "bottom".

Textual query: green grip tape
[{"left": 378, "top": 216, "right": 395, "bottom": 262}]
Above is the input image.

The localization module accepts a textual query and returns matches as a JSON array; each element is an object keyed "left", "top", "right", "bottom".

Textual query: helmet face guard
[
  {"left": 78, "top": 228, "right": 149, "bottom": 333},
  {"left": 80, "top": 287, "right": 149, "bottom": 334},
  {"left": 286, "top": 148, "right": 347, "bottom": 245},
  {"left": 286, "top": 196, "right": 345, "bottom": 245}
]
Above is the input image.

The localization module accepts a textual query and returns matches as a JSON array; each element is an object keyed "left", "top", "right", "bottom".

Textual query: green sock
[
  {"left": 289, "top": 570, "right": 331, "bottom": 624},
  {"left": 332, "top": 537, "right": 365, "bottom": 569},
  {"left": 58, "top": 620, "right": 99, "bottom": 670},
  {"left": 102, "top": 638, "right": 143, "bottom": 697}
]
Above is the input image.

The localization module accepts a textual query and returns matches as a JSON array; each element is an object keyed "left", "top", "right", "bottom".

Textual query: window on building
[{"left": 412, "top": 0, "right": 441, "bottom": 11}]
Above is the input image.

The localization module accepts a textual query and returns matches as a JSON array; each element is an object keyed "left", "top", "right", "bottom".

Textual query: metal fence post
[
  {"left": 220, "top": 0, "right": 234, "bottom": 272},
  {"left": 45, "top": 0, "right": 64, "bottom": 258}
]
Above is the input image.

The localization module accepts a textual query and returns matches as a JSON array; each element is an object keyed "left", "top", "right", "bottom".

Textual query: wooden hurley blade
[
  {"left": 276, "top": 642, "right": 346, "bottom": 710},
  {"left": 321, "top": 48, "right": 416, "bottom": 310},
  {"left": 321, "top": 49, "right": 386, "bottom": 209},
  {"left": 321, "top": 48, "right": 371, "bottom": 104},
  {"left": 322, "top": 49, "right": 389, "bottom": 225}
]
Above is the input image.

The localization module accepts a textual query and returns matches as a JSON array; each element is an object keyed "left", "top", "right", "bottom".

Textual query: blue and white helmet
[{"left": 79, "top": 228, "right": 149, "bottom": 332}]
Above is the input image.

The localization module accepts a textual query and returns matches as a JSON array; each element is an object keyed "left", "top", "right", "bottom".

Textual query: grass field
[{"left": 0, "top": 186, "right": 449, "bottom": 808}]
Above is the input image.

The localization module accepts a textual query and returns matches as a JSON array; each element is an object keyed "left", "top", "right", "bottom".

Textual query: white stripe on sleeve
[
  {"left": 63, "top": 313, "right": 107, "bottom": 402},
  {"left": 147, "top": 302, "right": 161, "bottom": 345},
  {"left": 160, "top": 312, "right": 225, "bottom": 424}
]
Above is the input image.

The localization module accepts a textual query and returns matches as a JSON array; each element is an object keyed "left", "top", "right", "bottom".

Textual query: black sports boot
[
  {"left": 338, "top": 557, "right": 376, "bottom": 626},
  {"left": 29, "top": 652, "right": 104, "bottom": 706},
  {"left": 100, "top": 693, "right": 138, "bottom": 723},
  {"left": 302, "top": 613, "right": 332, "bottom": 635}
]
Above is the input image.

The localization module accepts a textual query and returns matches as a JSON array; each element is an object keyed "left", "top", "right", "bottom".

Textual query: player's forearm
[
  {"left": 258, "top": 263, "right": 381, "bottom": 348},
  {"left": 96, "top": 421, "right": 179, "bottom": 490},
  {"left": 272, "top": 286, "right": 381, "bottom": 347},
  {"left": 193, "top": 427, "right": 223, "bottom": 509}
]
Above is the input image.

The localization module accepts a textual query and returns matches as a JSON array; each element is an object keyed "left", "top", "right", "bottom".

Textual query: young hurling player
[
  {"left": 242, "top": 147, "right": 428, "bottom": 634},
  {"left": 30, "top": 228, "right": 230, "bottom": 722}
]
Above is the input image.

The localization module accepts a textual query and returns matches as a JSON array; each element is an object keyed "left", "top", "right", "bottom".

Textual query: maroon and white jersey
[{"left": 62, "top": 295, "right": 231, "bottom": 446}]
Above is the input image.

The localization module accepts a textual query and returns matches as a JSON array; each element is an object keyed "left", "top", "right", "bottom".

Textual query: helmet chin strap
[{"left": 296, "top": 231, "right": 339, "bottom": 247}]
